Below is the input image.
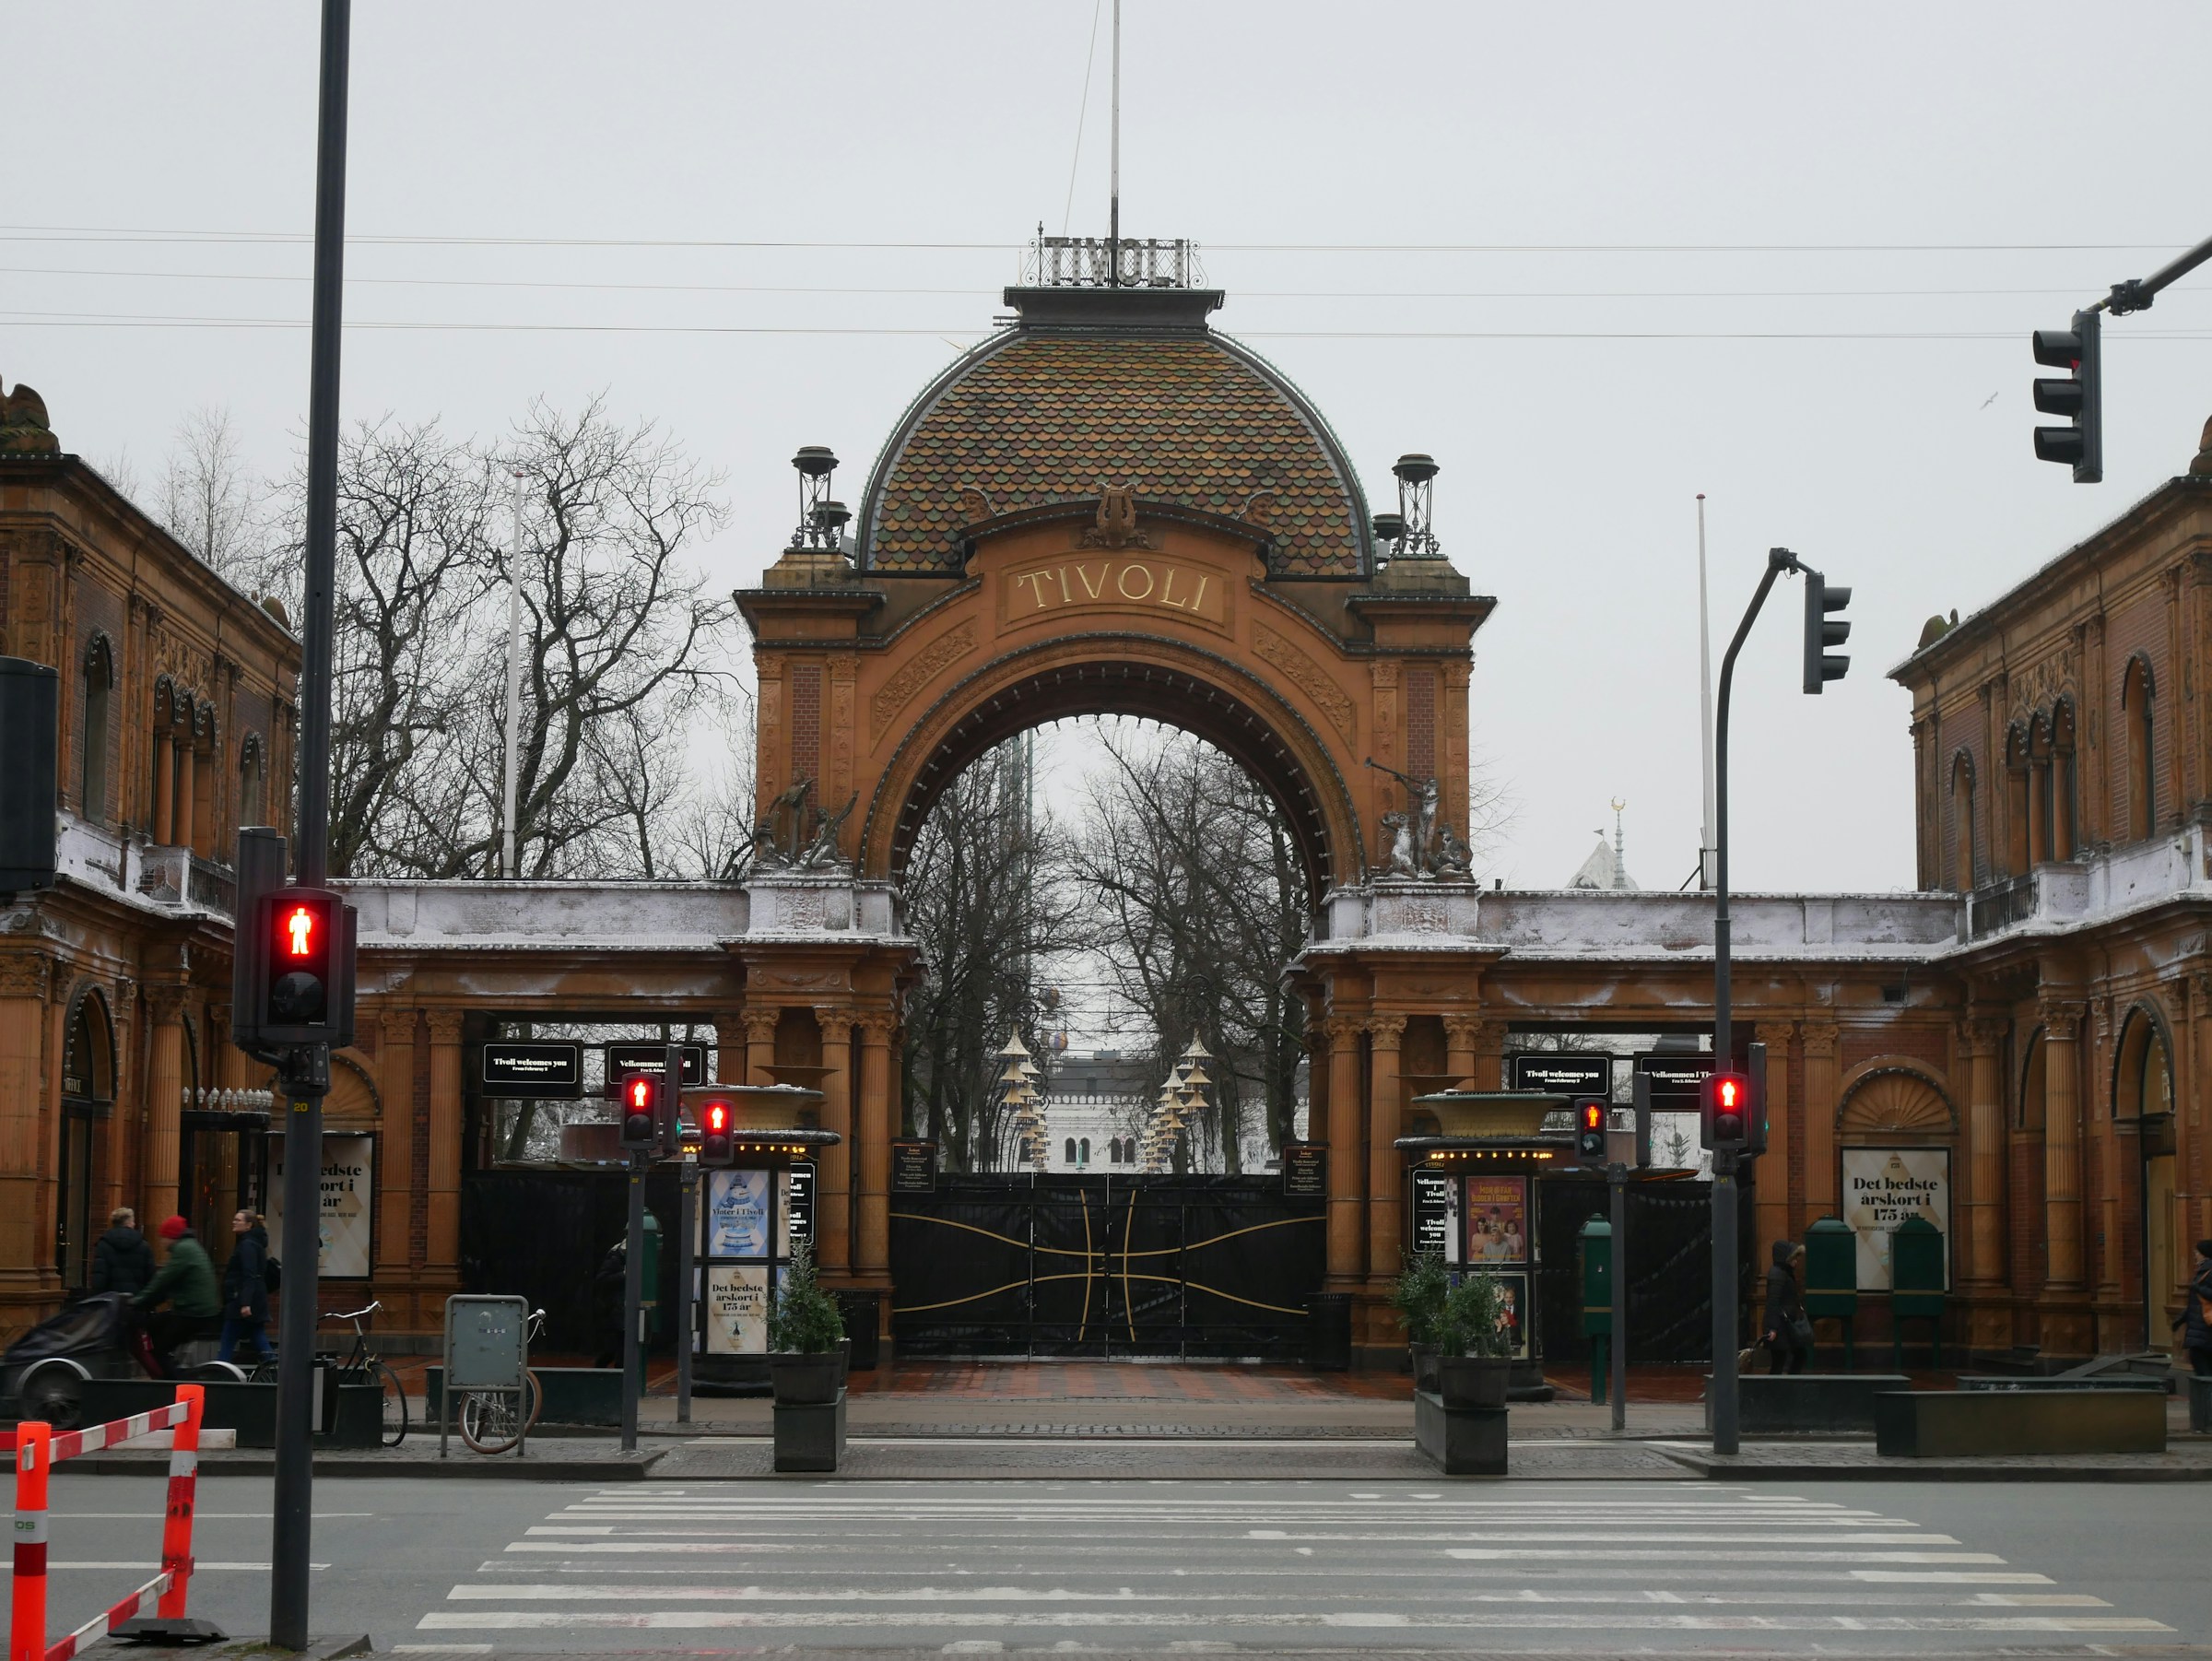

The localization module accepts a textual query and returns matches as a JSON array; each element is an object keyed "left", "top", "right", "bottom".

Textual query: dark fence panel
[
  {"left": 891, "top": 1172, "right": 1324, "bottom": 1359},
  {"left": 1535, "top": 1174, "right": 1751, "bottom": 1366},
  {"left": 461, "top": 1169, "right": 680, "bottom": 1356}
]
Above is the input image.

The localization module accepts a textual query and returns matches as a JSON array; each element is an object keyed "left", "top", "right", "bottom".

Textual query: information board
[
  {"left": 1633, "top": 1051, "right": 1716, "bottom": 1104},
  {"left": 706, "top": 1167, "right": 774, "bottom": 1258},
  {"left": 890, "top": 1139, "right": 937, "bottom": 1194},
  {"left": 603, "top": 1043, "right": 707, "bottom": 1093},
  {"left": 1509, "top": 1053, "right": 1611, "bottom": 1094},
  {"left": 1411, "top": 1167, "right": 1455, "bottom": 1258},
  {"left": 1282, "top": 1143, "right": 1326, "bottom": 1198},
  {"left": 1465, "top": 1174, "right": 1529, "bottom": 1266},
  {"left": 267, "top": 1131, "right": 375, "bottom": 1279},
  {"left": 704, "top": 1262, "right": 771, "bottom": 1355},
  {"left": 785, "top": 1161, "right": 816, "bottom": 1246},
  {"left": 479, "top": 1041, "right": 584, "bottom": 1099}
]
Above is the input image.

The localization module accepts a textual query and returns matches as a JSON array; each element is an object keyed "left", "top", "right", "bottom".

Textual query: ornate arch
[
  {"left": 60, "top": 982, "right": 115, "bottom": 1104},
  {"left": 862, "top": 630, "right": 1360, "bottom": 900},
  {"left": 2111, "top": 997, "right": 2176, "bottom": 1119},
  {"left": 326, "top": 1051, "right": 382, "bottom": 1127},
  {"left": 82, "top": 630, "right": 117, "bottom": 683},
  {"left": 1837, "top": 1058, "right": 1956, "bottom": 1138}
]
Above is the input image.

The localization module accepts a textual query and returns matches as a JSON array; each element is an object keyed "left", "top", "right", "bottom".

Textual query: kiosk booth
[
  {"left": 1399, "top": 1090, "right": 1571, "bottom": 1401},
  {"left": 679, "top": 1083, "right": 836, "bottom": 1392}
]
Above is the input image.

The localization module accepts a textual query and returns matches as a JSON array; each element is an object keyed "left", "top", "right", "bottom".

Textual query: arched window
[
  {"left": 1079, "top": 1137, "right": 1090, "bottom": 1166},
  {"left": 2050, "top": 701, "right": 2077, "bottom": 860},
  {"left": 239, "top": 734, "right": 267, "bottom": 830},
  {"left": 1949, "top": 750, "right": 1977, "bottom": 889},
  {"left": 1064, "top": 1137, "right": 1077, "bottom": 1165},
  {"left": 2003, "top": 724, "right": 2030, "bottom": 876},
  {"left": 2018, "top": 1028, "right": 2046, "bottom": 1132},
  {"left": 81, "top": 635, "right": 114, "bottom": 823},
  {"left": 189, "top": 706, "right": 217, "bottom": 858},
  {"left": 58, "top": 991, "right": 115, "bottom": 1290},
  {"left": 2123, "top": 655, "right": 2155, "bottom": 841},
  {"left": 2027, "top": 713, "right": 2053, "bottom": 866}
]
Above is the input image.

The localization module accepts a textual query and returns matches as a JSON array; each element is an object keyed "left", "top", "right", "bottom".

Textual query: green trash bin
[
  {"left": 1803, "top": 1215, "right": 1857, "bottom": 1369},
  {"left": 1890, "top": 1215, "right": 1947, "bottom": 1369}
]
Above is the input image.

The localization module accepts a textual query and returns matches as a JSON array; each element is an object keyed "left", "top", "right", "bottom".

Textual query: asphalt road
[{"left": 21, "top": 1471, "right": 2212, "bottom": 1656}]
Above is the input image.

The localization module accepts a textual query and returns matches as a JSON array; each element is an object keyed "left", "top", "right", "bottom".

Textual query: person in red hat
[{"left": 132, "top": 1215, "right": 222, "bottom": 1377}]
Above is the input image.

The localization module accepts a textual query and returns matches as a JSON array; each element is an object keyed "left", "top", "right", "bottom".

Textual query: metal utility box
[
  {"left": 440, "top": 1293, "right": 531, "bottom": 1457},
  {"left": 1577, "top": 1214, "right": 1612, "bottom": 1337},
  {"left": 1802, "top": 1214, "right": 1858, "bottom": 1367}
]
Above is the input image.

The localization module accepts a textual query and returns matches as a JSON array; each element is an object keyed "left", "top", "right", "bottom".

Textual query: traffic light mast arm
[
  {"left": 1713, "top": 548, "right": 1800, "bottom": 1072},
  {"left": 2103, "top": 229, "right": 2212, "bottom": 315}
]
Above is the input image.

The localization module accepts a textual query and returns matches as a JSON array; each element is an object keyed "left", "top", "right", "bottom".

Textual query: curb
[
  {"left": 1657, "top": 1447, "right": 2212, "bottom": 1481},
  {"left": 62, "top": 1450, "right": 666, "bottom": 1479}
]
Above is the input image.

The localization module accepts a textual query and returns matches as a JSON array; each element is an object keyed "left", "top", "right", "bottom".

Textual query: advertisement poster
[
  {"left": 1412, "top": 1168, "right": 1456, "bottom": 1260},
  {"left": 1495, "top": 1271, "right": 1530, "bottom": 1358},
  {"left": 266, "top": 1133, "right": 374, "bottom": 1279},
  {"left": 704, "top": 1263, "right": 771, "bottom": 1355},
  {"left": 1842, "top": 1147, "right": 1951, "bottom": 1290},
  {"left": 706, "top": 1167, "right": 773, "bottom": 1259},
  {"left": 1465, "top": 1175, "right": 1528, "bottom": 1265}
]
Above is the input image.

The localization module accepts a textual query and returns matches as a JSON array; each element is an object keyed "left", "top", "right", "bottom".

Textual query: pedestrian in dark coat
[
  {"left": 1761, "top": 1240, "right": 1809, "bottom": 1374},
  {"left": 218, "top": 1209, "right": 274, "bottom": 1364},
  {"left": 2171, "top": 1239, "right": 2212, "bottom": 1377},
  {"left": 90, "top": 1207, "right": 154, "bottom": 1295},
  {"left": 591, "top": 1238, "right": 628, "bottom": 1369}
]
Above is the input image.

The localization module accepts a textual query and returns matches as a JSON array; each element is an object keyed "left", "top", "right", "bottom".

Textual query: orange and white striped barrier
[{"left": 9, "top": 1384, "right": 206, "bottom": 1661}]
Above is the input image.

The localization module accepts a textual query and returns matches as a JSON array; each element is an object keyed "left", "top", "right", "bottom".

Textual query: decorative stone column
[
  {"left": 1365, "top": 1014, "right": 1407, "bottom": 1296},
  {"left": 1801, "top": 1023, "right": 1840, "bottom": 1219},
  {"left": 2192, "top": 972, "right": 2212, "bottom": 1250},
  {"left": 151, "top": 729, "right": 173, "bottom": 844},
  {"left": 1961, "top": 1017, "right": 2010, "bottom": 1292},
  {"left": 0, "top": 954, "right": 54, "bottom": 1325},
  {"left": 1442, "top": 1014, "right": 1503, "bottom": 1092},
  {"left": 1302, "top": 1018, "right": 1329, "bottom": 1145},
  {"left": 375, "top": 1010, "right": 417, "bottom": 1285},
  {"left": 142, "top": 984, "right": 187, "bottom": 1230},
  {"left": 854, "top": 1012, "right": 896, "bottom": 1282},
  {"left": 815, "top": 1008, "right": 856, "bottom": 1278},
  {"left": 425, "top": 1009, "right": 466, "bottom": 1289},
  {"left": 743, "top": 1009, "right": 780, "bottom": 1088},
  {"left": 1753, "top": 1023, "right": 1794, "bottom": 1262},
  {"left": 713, "top": 1016, "right": 744, "bottom": 1083},
  {"left": 171, "top": 736, "right": 195, "bottom": 854},
  {"left": 1324, "top": 1014, "right": 1364, "bottom": 1287},
  {"left": 2040, "top": 996, "right": 2088, "bottom": 1295}
]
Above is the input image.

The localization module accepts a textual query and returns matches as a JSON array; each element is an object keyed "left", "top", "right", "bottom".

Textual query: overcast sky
[{"left": 13, "top": 2, "right": 2212, "bottom": 895}]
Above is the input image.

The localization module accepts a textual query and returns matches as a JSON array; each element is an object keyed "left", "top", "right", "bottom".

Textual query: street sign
[
  {"left": 786, "top": 1160, "right": 817, "bottom": 1246},
  {"left": 890, "top": 1139, "right": 937, "bottom": 1194},
  {"left": 1282, "top": 1143, "right": 1326, "bottom": 1198},
  {"left": 1633, "top": 1051, "right": 1715, "bottom": 1104},
  {"left": 1510, "top": 1053, "right": 1611, "bottom": 1094},
  {"left": 480, "top": 1041, "right": 584, "bottom": 1099},
  {"left": 1411, "top": 1167, "right": 1453, "bottom": 1256},
  {"left": 603, "top": 1043, "right": 706, "bottom": 1093}
]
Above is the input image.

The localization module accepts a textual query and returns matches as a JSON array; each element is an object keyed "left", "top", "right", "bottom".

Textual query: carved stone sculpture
[{"left": 0, "top": 378, "right": 59, "bottom": 454}]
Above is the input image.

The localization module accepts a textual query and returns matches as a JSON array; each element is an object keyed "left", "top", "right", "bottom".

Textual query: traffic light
[
  {"left": 1702, "top": 1070, "right": 1751, "bottom": 1151},
  {"left": 699, "top": 1097, "right": 735, "bottom": 1168},
  {"left": 2032, "top": 309, "right": 2102, "bottom": 483},
  {"left": 1801, "top": 568, "right": 1851, "bottom": 695},
  {"left": 0, "top": 657, "right": 58, "bottom": 901},
  {"left": 241, "top": 884, "right": 357, "bottom": 1051},
  {"left": 618, "top": 1072, "right": 659, "bottom": 1150},
  {"left": 1574, "top": 1096, "right": 1609, "bottom": 1168}
]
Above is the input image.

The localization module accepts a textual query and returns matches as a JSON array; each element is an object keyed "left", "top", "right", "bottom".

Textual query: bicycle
[
  {"left": 458, "top": 1306, "right": 546, "bottom": 1455},
  {"left": 252, "top": 1298, "right": 408, "bottom": 1447}
]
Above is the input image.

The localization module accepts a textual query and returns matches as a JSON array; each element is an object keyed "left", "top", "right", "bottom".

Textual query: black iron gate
[
  {"left": 1535, "top": 1174, "right": 1750, "bottom": 1366},
  {"left": 891, "top": 1172, "right": 1325, "bottom": 1359}
]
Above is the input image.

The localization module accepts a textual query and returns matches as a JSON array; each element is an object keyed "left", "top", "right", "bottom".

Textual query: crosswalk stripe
[
  {"left": 416, "top": 1608, "right": 2172, "bottom": 1633},
  {"left": 443, "top": 1584, "right": 2113, "bottom": 1608},
  {"left": 1446, "top": 1548, "right": 2004, "bottom": 1563}
]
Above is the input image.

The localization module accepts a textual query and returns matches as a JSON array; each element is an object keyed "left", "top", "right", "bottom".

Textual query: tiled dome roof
[{"left": 857, "top": 314, "right": 1372, "bottom": 579}]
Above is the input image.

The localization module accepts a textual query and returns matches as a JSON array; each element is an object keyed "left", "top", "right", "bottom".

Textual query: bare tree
[
  {"left": 160, "top": 406, "right": 267, "bottom": 583},
  {"left": 1067, "top": 725, "right": 1312, "bottom": 1170},
  {"left": 900, "top": 740, "right": 1082, "bottom": 1172}
]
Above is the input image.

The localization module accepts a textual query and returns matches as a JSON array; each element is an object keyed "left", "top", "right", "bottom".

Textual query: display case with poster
[
  {"left": 701, "top": 1166, "right": 784, "bottom": 1356},
  {"left": 1493, "top": 1271, "right": 1531, "bottom": 1359},
  {"left": 266, "top": 1131, "right": 376, "bottom": 1280},
  {"left": 1464, "top": 1174, "right": 1529, "bottom": 1266},
  {"left": 1841, "top": 1147, "right": 1950, "bottom": 1290}
]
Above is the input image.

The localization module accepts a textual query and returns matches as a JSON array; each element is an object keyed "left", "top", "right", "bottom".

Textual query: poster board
[
  {"left": 706, "top": 1168, "right": 774, "bottom": 1258},
  {"left": 704, "top": 1262, "right": 771, "bottom": 1355},
  {"left": 1411, "top": 1167, "right": 1456, "bottom": 1260},
  {"left": 1494, "top": 1271, "right": 1531, "bottom": 1359},
  {"left": 1842, "top": 1147, "right": 1951, "bottom": 1290},
  {"left": 266, "top": 1132, "right": 375, "bottom": 1279},
  {"left": 1464, "top": 1174, "right": 1529, "bottom": 1266}
]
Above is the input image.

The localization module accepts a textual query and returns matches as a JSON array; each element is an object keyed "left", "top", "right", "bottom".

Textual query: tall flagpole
[
  {"left": 1108, "top": 0, "right": 1121, "bottom": 284},
  {"left": 1697, "top": 494, "right": 1716, "bottom": 890},
  {"left": 501, "top": 470, "right": 524, "bottom": 878}
]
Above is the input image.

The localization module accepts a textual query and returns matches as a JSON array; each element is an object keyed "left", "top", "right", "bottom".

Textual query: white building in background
[{"left": 1036, "top": 1048, "right": 1305, "bottom": 1174}]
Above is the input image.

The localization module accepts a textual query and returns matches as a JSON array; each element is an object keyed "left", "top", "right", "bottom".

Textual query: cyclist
[{"left": 132, "top": 1215, "right": 220, "bottom": 1378}]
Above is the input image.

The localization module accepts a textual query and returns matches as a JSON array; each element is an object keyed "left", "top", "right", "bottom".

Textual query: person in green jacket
[{"left": 134, "top": 1214, "right": 221, "bottom": 1377}]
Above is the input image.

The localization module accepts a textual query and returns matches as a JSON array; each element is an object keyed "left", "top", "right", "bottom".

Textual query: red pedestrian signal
[
  {"left": 619, "top": 1073, "right": 659, "bottom": 1150},
  {"left": 700, "top": 1097, "right": 735, "bottom": 1168},
  {"left": 1703, "top": 1071, "right": 1750, "bottom": 1150},
  {"left": 263, "top": 889, "right": 337, "bottom": 1030},
  {"left": 1573, "top": 1095, "right": 1609, "bottom": 1168}
]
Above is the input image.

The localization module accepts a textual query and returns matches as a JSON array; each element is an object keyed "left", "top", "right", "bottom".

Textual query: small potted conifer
[
  {"left": 766, "top": 1242, "right": 845, "bottom": 1406},
  {"left": 1435, "top": 1271, "right": 1514, "bottom": 1410},
  {"left": 1390, "top": 1252, "right": 1449, "bottom": 1394}
]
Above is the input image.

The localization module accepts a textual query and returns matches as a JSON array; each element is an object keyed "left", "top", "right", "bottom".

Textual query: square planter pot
[
  {"left": 1437, "top": 1355, "right": 1512, "bottom": 1410},
  {"left": 768, "top": 1351, "right": 841, "bottom": 1406},
  {"left": 1409, "top": 1344, "right": 1441, "bottom": 1395}
]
